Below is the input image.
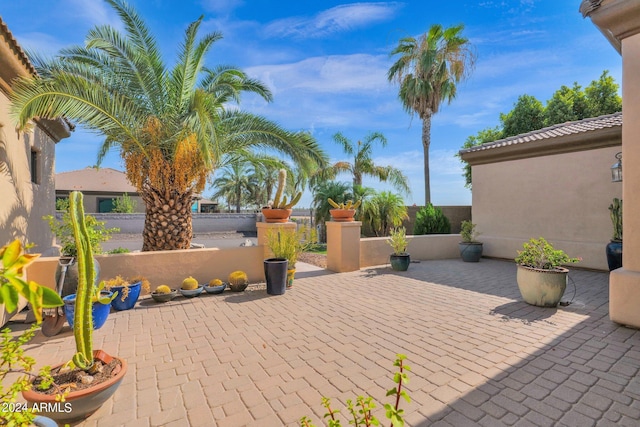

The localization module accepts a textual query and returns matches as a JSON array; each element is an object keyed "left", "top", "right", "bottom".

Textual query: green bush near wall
[{"left": 414, "top": 203, "right": 451, "bottom": 235}]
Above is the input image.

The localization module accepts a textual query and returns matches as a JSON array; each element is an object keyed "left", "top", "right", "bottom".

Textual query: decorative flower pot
[
  {"left": 286, "top": 268, "right": 296, "bottom": 288},
  {"left": 516, "top": 265, "right": 568, "bottom": 307},
  {"left": 606, "top": 240, "right": 622, "bottom": 271},
  {"left": 390, "top": 253, "right": 410, "bottom": 271},
  {"left": 459, "top": 242, "right": 483, "bottom": 262},
  {"left": 23, "top": 350, "right": 127, "bottom": 423},
  {"left": 109, "top": 281, "right": 141, "bottom": 311},
  {"left": 261, "top": 208, "right": 292, "bottom": 223},
  {"left": 264, "top": 258, "right": 288, "bottom": 295},
  {"left": 204, "top": 283, "right": 226, "bottom": 294},
  {"left": 150, "top": 289, "right": 178, "bottom": 302},
  {"left": 329, "top": 209, "right": 356, "bottom": 222},
  {"left": 179, "top": 286, "right": 204, "bottom": 298},
  {"left": 62, "top": 292, "right": 113, "bottom": 330}
]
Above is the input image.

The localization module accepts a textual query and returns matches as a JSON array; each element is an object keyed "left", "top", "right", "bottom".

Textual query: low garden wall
[{"left": 360, "top": 234, "right": 461, "bottom": 268}]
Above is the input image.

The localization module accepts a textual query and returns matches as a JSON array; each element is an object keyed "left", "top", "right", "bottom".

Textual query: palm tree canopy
[
  {"left": 328, "top": 131, "right": 410, "bottom": 195},
  {"left": 387, "top": 24, "right": 475, "bottom": 119}
]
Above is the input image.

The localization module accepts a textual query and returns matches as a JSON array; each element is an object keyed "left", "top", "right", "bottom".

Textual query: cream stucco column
[
  {"left": 583, "top": 0, "right": 640, "bottom": 327},
  {"left": 326, "top": 221, "right": 361, "bottom": 273},
  {"left": 256, "top": 222, "right": 296, "bottom": 259}
]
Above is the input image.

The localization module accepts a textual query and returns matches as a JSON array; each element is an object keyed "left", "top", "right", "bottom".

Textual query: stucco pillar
[
  {"left": 326, "top": 221, "right": 361, "bottom": 272},
  {"left": 256, "top": 222, "right": 296, "bottom": 259},
  {"left": 583, "top": 0, "right": 640, "bottom": 327}
]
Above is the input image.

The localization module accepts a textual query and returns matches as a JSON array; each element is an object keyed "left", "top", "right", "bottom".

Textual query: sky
[{"left": 1, "top": 0, "right": 622, "bottom": 208}]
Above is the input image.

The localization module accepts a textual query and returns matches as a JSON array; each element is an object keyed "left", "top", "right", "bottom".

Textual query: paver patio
[{"left": 13, "top": 259, "right": 640, "bottom": 426}]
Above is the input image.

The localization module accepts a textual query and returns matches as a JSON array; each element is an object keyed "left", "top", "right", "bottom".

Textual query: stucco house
[
  {"left": 0, "top": 17, "right": 72, "bottom": 252},
  {"left": 55, "top": 167, "right": 145, "bottom": 213},
  {"left": 459, "top": 112, "right": 622, "bottom": 271}
]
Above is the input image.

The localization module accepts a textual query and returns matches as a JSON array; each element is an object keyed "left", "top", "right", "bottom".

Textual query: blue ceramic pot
[
  {"left": 459, "top": 242, "right": 483, "bottom": 262},
  {"left": 390, "top": 253, "right": 410, "bottom": 271},
  {"left": 110, "top": 282, "right": 141, "bottom": 311},
  {"left": 606, "top": 240, "right": 622, "bottom": 271},
  {"left": 63, "top": 291, "right": 113, "bottom": 330}
]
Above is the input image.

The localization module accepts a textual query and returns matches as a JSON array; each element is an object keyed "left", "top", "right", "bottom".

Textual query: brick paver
[{"left": 11, "top": 259, "right": 640, "bottom": 426}]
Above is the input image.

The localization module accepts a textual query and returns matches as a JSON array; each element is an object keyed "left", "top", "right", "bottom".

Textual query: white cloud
[
  {"left": 265, "top": 2, "right": 403, "bottom": 39},
  {"left": 64, "top": 0, "right": 122, "bottom": 29},
  {"left": 200, "top": 0, "right": 244, "bottom": 14}
]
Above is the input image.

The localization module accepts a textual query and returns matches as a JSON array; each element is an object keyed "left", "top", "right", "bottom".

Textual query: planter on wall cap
[
  {"left": 261, "top": 208, "right": 292, "bottom": 223},
  {"left": 329, "top": 209, "right": 356, "bottom": 222}
]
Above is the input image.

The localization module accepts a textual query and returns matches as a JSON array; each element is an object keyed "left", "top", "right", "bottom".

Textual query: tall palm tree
[
  {"left": 329, "top": 131, "right": 410, "bottom": 195},
  {"left": 210, "top": 162, "right": 255, "bottom": 212},
  {"left": 11, "top": 0, "right": 326, "bottom": 250},
  {"left": 388, "top": 24, "right": 475, "bottom": 204}
]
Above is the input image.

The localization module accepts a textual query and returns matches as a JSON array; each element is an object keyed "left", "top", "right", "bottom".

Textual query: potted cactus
[
  {"left": 261, "top": 169, "right": 301, "bottom": 223},
  {"left": 606, "top": 198, "right": 622, "bottom": 271},
  {"left": 204, "top": 278, "right": 226, "bottom": 294},
  {"left": 459, "top": 220, "right": 483, "bottom": 262},
  {"left": 228, "top": 270, "right": 249, "bottom": 292},
  {"left": 150, "top": 285, "right": 178, "bottom": 302},
  {"left": 103, "top": 275, "right": 151, "bottom": 310},
  {"left": 23, "top": 191, "right": 127, "bottom": 423},
  {"left": 179, "top": 276, "right": 204, "bottom": 297},
  {"left": 387, "top": 227, "right": 410, "bottom": 271},
  {"left": 328, "top": 198, "right": 361, "bottom": 222}
]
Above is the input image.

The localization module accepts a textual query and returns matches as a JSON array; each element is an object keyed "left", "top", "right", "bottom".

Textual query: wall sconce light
[{"left": 611, "top": 152, "right": 622, "bottom": 182}]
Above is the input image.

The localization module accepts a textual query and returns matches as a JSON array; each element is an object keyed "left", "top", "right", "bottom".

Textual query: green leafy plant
[
  {"left": 413, "top": 203, "right": 450, "bottom": 235},
  {"left": 55, "top": 197, "right": 69, "bottom": 211},
  {"left": 460, "top": 220, "right": 480, "bottom": 243},
  {"left": 515, "top": 237, "right": 581, "bottom": 270},
  {"left": 44, "top": 210, "right": 119, "bottom": 257},
  {"left": 112, "top": 192, "right": 137, "bottom": 213},
  {"left": 0, "top": 324, "right": 66, "bottom": 425},
  {"left": 300, "top": 354, "right": 410, "bottom": 427},
  {"left": 0, "top": 240, "right": 63, "bottom": 323},
  {"left": 266, "top": 227, "right": 317, "bottom": 268},
  {"left": 609, "top": 198, "right": 622, "bottom": 242},
  {"left": 107, "top": 247, "right": 130, "bottom": 254},
  {"left": 387, "top": 227, "right": 408, "bottom": 255},
  {"left": 103, "top": 275, "right": 150, "bottom": 302},
  {"left": 267, "top": 169, "right": 301, "bottom": 209},
  {"left": 328, "top": 198, "right": 362, "bottom": 210}
]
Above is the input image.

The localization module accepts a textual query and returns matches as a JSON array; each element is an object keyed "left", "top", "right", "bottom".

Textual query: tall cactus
[
  {"left": 68, "top": 191, "right": 115, "bottom": 370},
  {"left": 609, "top": 198, "right": 623, "bottom": 242},
  {"left": 270, "top": 169, "right": 302, "bottom": 209}
]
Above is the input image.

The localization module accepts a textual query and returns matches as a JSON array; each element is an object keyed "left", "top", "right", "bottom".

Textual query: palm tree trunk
[
  {"left": 422, "top": 115, "right": 432, "bottom": 204},
  {"left": 141, "top": 187, "right": 193, "bottom": 251},
  {"left": 353, "top": 172, "right": 362, "bottom": 188},
  {"left": 236, "top": 186, "right": 241, "bottom": 213}
]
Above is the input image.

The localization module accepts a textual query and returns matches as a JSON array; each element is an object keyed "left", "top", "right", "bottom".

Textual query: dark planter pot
[
  {"left": 109, "top": 282, "right": 141, "bottom": 311},
  {"left": 459, "top": 242, "right": 483, "bottom": 262},
  {"left": 23, "top": 350, "right": 127, "bottom": 423},
  {"left": 264, "top": 258, "right": 288, "bottom": 295},
  {"left": 56, "top": 257, "right": 101, "bottom": 297},
  {"left": 62, "top": 292, "right": 113, "bottom": 330},
  {"left": 606, "top": 240, "right": 623, "bottom": 271},
  {"left": 390, "top": 253, "right": 410, "bottom": 271}
]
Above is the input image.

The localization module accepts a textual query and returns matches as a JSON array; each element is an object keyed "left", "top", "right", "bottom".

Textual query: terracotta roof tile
[{"left": 460, "top": 112, "right": 622, "bottom": 155}]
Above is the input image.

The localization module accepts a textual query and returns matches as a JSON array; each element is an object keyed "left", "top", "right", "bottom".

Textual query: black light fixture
[{"left": 611, "top": 152, "right": 622, "bottom": 182}]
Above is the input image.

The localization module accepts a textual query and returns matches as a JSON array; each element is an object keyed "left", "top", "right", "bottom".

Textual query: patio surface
[{"left": 14, "top": 258, "right": 640, "bottom": 426}]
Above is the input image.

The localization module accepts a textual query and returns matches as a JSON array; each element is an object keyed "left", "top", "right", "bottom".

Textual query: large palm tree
[
  {"left": 388, "top": 24, "right": 475, "bottom": 204},
  {"left": 210, "top": 162, "right": 255, "bottom": 212},
  {"left": 11, "top": 0, "right": 326, "bottom": 250},
  {"left": 329, "top": 132, "right": 410, "bottom": 195}
]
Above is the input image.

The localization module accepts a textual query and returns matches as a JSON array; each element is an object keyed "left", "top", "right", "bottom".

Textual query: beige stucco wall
[
  {"left": 471, "top": 146, "right": 622, "bottom": 270},
  {"left": 360, "top": 234, "right": 461, "bottom": 268},
  {"left": 0, "top": 91, "right": 56, "bottom": 252}
]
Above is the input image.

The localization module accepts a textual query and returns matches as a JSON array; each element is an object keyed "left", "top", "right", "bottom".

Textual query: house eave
[{"left": 580, "top": 0, "right": 640, "bottom": 54}]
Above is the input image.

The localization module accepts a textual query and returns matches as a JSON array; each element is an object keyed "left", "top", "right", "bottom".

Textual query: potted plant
[
  {"left": 179, "top": 276, "right": 204, "bottom": 297},
  {"left": 328, "top": 198, "right": 361, "bottom": 222},
  {"left": 261, "top": 169, "right": 301, "bottom": 223},
  {"left": 23, "top": 191, "right": 126, "bottom": 423},
  {"left": 103, "top": 275, "right": 151, "bottom": 310},
  {"left": 515, "top": 237, "right": 580, "bottom": 307},
  {"left": 606, "top": 198, "right": 622, "bottom": 271},
  {"left": 459, "top": 220, "right": 483, "bottom": 262},
  {"left": 228, "top": 271, "right": 249, "bottom": 292},
  {"left": 387, "top": 227, "right": 410, "bottom": 271},
  {"left": 150, "top": 285, "right": 178, "bottom": 302},
  {"left": 204, "top": 278, "right": 226, "bottom": 294},
  {"left": 265, "top": 227, "right": 316, "bottom": 293}
]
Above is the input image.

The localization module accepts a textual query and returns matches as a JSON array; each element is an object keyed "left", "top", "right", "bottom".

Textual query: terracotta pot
[
  {"left": 329, "top": 209, "right": 356, "bottom": 222},
  {"left": 261, "top": 208, "right": 292, "bottom": 223},
  {"left": 23, "top": 350, "right": 127, "bottom": 423}
]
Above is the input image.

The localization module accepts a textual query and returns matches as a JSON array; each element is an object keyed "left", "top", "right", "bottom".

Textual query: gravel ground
[{"left": 298, "top": 252, "right": 327, "bottom": 268}]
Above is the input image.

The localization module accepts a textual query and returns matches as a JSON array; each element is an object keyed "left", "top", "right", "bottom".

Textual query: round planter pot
[
  {"left": 606, "top": 240, "right": 622, "bottom": 271},
  {"left": 109, "top": 282, "right": 141, "bottom": 311},
  {"left": 23, "top": 351, "right": 127, "bottom": 423},
  {"left": 390, "top": 253, "right": 410, "bottom": 271},
  {"left": 261, "top": 208, "right": 292, "bottom": 223},
  {"left": 62, "top": 292, "right": 113, "bottom": 330},
  {"left": 204, "top": 283, "right": 227, "bottom": 294},
  {"left": 229, "top": 281, "right": 249, "bottom": 292},
  {"left": 516, "top": 265, "right": 568, "bottom": 307},
  {"left": 459, "top": 242, "right": 483, "bottom": 262},
  {"left": 264, "top": 258, "right": 288, "bottom": 295},
  {"left": 329, "top": 209, "right": 356, "bottom": 222},
  {"left": 179, "top": 286, "right": 204, "bottom": 298},
  {"left": 150, "top": 289, "right": 178, "bottom": 302}
]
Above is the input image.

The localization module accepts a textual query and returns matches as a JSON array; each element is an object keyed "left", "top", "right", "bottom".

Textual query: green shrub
[
  {"left": 112, "top": 192, "right": 137, "bottom": 213},
  {"left": 413, "top": 203, "right": 450, "bottom": 235}
]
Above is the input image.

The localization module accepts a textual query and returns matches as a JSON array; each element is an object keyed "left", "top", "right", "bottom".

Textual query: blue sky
[{"left": 2, "top": 0, "right": 622, "bottom": 207}]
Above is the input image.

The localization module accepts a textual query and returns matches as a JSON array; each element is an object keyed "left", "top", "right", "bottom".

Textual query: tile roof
[
  {"left": 0, "top": 16, "right": 37, "bottom": 76},
  {"left": 56, "top": 168, "right": 138, "bottom": 193},
  {"left": 459, "top": 112, "right": 622, "bottom": 155}
]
